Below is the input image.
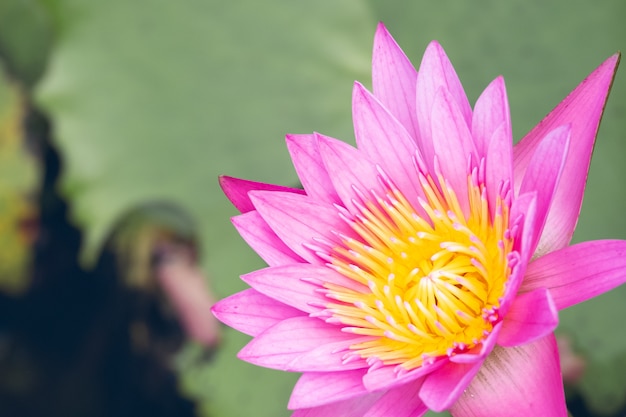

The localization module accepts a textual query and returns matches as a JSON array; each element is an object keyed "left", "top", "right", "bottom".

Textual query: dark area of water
[{"left": 0, "top": 110, "right": 199, "bottom": 417}]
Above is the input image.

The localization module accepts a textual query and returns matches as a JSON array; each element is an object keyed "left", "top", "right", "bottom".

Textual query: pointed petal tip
[
  {"left": 217, "top": 174, "right": 233, "bottom": 190},
  {"left": 426, "top": 39, "right": 443, "bottom": 50},
  {"left": 352, "top": 80, "right": 368, "bottom": 97},
  {"left": 375, "top": 21, "right": 388, "bottom": 35}
]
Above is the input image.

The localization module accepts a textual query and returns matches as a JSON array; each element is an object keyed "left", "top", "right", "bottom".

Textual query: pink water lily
[{"left": 213, "top": 23, "right": 622, "bottom": 417}]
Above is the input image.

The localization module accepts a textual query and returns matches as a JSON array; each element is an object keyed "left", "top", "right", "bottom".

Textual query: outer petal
[
  {"left": 291, "top": 392, "right": 384, "bottom": 417},
  {"left": 416, "top": 41, "right": 472, "bottom": 163},
  {"left": 352, "top": 82, "right": 423, "bottom": 207},
  {"left": 372, "top": 22, "right": 419, "bottom": 140},
  {"left": 211, "top": 289, "right": 302, "bottom": 337},
  {"left": 518, "top": 125, "right": 570, "bottom": 256},
  {"left": 472, "top": 76, "right": 511, "bottom": 158},
  {"left": 497, "top": 288, "right": 558, "bottom": 347},
  {"left": 232, "top": 211, "right": 304, "bottom": 266},
  {"left": 219, "top": 175, "right": 304, "bottom": 213},
  {"left": 513, "top": 53, "right": 620, "bottom": 254},
  {"left": 420, "top": 360, "right": 482, "bottom": 412},
  {"left": 242, "top": 265, "right": 328, "bottom": 314},
  {"left": 242, "top": 264, "right": 367, "bottom": 314},
  {"left": 362, "top": 358, "right": 447, "bottom": 392},
  {"left": 289, "top": 369, "right": 368, "bottom": 409},
  {"left": 420, "top": 322, "right": 501, "bottom": 410},
  {"left": 286, "top": 133, "right": 341, "bottom": 205},
  {"left": 365, "top": 380, "right": 428, "bottom": 417},
  {"left": 450, "top": 335, "right": 567, "bottom": 417},
  {"left": 250, "top": 190, "right": 354, "bottom": 265},
  {"left": 520, "top": 239, "right": 626, "bottom": 310},
  {"left": 238, "top": 316, "right": 368, "bottom": 372}
]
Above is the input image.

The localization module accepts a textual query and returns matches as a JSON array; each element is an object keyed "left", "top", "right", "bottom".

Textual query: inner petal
[{"left": 324, "top": 169, "right": 513, "bottom": 370}]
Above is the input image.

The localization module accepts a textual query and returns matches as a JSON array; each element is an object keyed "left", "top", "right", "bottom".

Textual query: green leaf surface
[
  {"left": 33, "top": 0, "right": 626, "bottom": 415},
  {"left": 36, "top": 1, "right": 374, "bottom": 415},
  {"left": 0, "top": 0, "right": 53, "bottom": 86}
]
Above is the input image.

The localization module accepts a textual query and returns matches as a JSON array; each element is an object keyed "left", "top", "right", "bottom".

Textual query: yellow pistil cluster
[{"left": 326, "top": 171, "right": 512, "bottom": 370}]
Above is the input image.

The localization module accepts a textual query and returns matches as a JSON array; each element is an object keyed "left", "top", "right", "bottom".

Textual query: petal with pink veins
[
  {"left": 485, "top": 122, "right": 513, "bottom": 215},
  {"left": 352, "top": 82, "right": 423, "bottom": 207},
  {"left": 232, "top": 211, "right": 304, "bottom": 266},
  {"left": 430, "top": 87, "right": 478, "bottom": 215},
  {"left": 250, "top": 190, "right": 355, "bottom": 265},
  {"left": 420, "top": 360, "right": 483, "bottom": 412},
  {"left": 372, "top": 22, "right": 419, "bottom": 141},
  {"left": 416, "top": 41, "right": 472, "bottom": 163},
  {"left": 238, "top": 316, "right": 367, "bottom": 372},
  {"left": 365, "top": 380, "right": 428, "bottom": 417},
  {"left": 363, "top": 358, "right": 447, "bottom": 392},
  {"left": 472, "top": 76, "right": 511, "bottom": 158},
  {"left": 513, "top": 53, "right": 620, "bottom": 254},
  {"left": 421, "top": 323, "right": 502, "bottom": 410},
  {"left": 450, "top": 334, "right": 567, "bottom": 417},
  {"left": 518, "top": 124, "right": 570, "bottom": 256},
  {"left": 289, "top": 369, "right": 368, "bottom": 409},
  {"left": 286, "top": 133, "right": 341, "bottom": 205},
  {"left": 318, "top": 135, "right": 385, "bottom": 213},
  {"left": 219, "top": 175, "right": 304, "bottom": 214},
  {"left": 291, "top": 392, "right": 384, "bottom": 417},
  {"left": 241, "top": 264, "right": 346, "bottom": 314},
  {"left": 498, "top": 288, "right": 558, "bottom": 347},
  {"left": 521, "top": 239, "right": 626, "bottom": 310},
  {"left": 211, "top": 289, "right": 302, "bottom": 337}
]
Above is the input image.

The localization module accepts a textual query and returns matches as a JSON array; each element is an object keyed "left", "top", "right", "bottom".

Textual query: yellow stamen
[{"left": 325, "top": 171, "right": 513, "bottom": 370}]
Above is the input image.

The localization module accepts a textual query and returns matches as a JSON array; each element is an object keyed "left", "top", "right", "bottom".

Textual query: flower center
[{"left": 325, "top": 169, "right": 512, "bottom": 370}]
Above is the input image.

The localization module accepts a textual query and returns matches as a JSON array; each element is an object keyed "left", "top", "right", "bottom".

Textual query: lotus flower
[{"left": 213, "top": 23, "right": 622, "bottom": 417}]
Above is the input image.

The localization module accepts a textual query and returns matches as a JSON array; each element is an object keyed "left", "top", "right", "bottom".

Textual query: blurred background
[{"left": 0, "top": 0, "right": 625, "bottom": 416}]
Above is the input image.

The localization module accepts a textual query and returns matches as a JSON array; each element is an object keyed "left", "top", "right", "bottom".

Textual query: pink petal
[
  {"left": 364, "top": 381, "right": 428, "bottom": 417},
  {"left": 238, "top": 316, "right": 367, "bottom": 372},
  {"left": 372, "top": 22, "right": 419, "bottom": 141},
  {"left": 472, "top": 76, "right": 512, "bottom": 158},
  {"left": 518, "top": 125, "right": 570, "bottom": 256},
  {"left": 291, "top": 392, "right": 384, "bottom": 417},
  {"left": 211, "top": 289, "right": 303, "bottom": 337},
  {"left": 420, "top": 360, "right": 482, "bottom": 412},
  {"left": 521, "top": 239, "right": 626, "bottom": 310},
  {"left": 485, "top": 122, "right": 514, "bottom": 215},
  {"left": 241, "top": 264, "right": 344, "bottom": 314},
  {"left": 362, "top": 358, "right": 447, "bottom": 392},
  {"left": 286, "top": 133, "right": 341, "bottom": 205},
  {"left": 497, "top": 288, "right": 558, "bottom": 347},
  {"left": 513, "top": 54, "right": 620, "bottom": 254},
  {"left": 289, "top": 369, "right": 368, "bottom": 409},
  {"left": 250, "top": 190, "right": 354, "bottom": 265},
  {"left": 430, "top": 87, "right": 478, "bottom": 214},
  {"left": 232, "top": 211, "right": 304, "bottom": 266},
  {"left": 497, "top": 256, "right": 528, "bottom": 317},
  {"left": 509, "top": 192, "right": 537, "bottom": 264},
  {"left": 318, "top": 135, "right": 385, "bottom": 213},
  {"left": 352, "top": 82, "right": 423, "bottom": 207},
  {"left": 416, "top": 41, "right": 472, "bottom": 163},
  {"left": 450, "top": 335, "right": 567, "bottom": 417},
  {"left": 420, "top": 323, "right": 501, "bottom": 409},
  {"left": 219, "top": 175, "right": 304, "bottom": 213}
]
